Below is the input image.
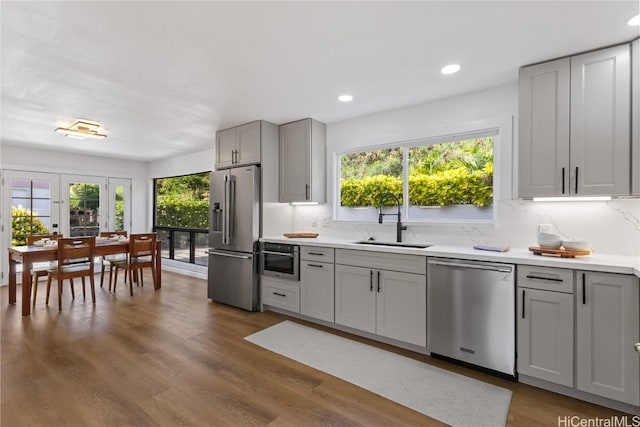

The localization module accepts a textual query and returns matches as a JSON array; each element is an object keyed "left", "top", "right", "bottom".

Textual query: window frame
[
  {"left": 333, "top": 126, "right": 502, "bottom": 225},
  {"left": 152, "top": 171, "right": 210, "bottom": 266}
]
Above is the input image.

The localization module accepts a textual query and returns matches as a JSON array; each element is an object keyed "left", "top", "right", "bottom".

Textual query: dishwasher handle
[{"left": 428, "top": 259, "right": 513, "bottom": 273}]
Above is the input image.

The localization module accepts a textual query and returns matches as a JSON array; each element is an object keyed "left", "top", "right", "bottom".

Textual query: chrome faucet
[{"left": 378, "top": 193, "right": 407, "bottom": 242}]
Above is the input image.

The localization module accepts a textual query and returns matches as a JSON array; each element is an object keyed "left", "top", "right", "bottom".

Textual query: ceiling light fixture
[
  {"left": 338, "top": 94, "right": 354, "bottom": 102},
  {"left": 55, "top": 119, "right": 107, "bottom": 139},
  {"left": 440, "top": 64, "right": 461, "bottom": 75},
  {"left": 627, "top": 13, "right": 640, "bottom": 26}
]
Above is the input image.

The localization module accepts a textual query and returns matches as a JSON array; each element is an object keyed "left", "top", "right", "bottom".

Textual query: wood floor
[{"left": 1, "top": 271, "right": 630, "bottom": 426}]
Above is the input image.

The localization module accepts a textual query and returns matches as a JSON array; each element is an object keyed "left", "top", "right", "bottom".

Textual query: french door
[
  {"left": 61, "top": 175, "right": 108, "bottom": 237},
  {"left": 1, "top": 171, "right": 131, "bottom": 283}
]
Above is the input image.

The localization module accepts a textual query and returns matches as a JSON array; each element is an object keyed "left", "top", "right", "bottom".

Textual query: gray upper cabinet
[
  {"left": 632, "top": 39, "right": 640, "bottom": 196},
  {"left": 279, "top": 118, "right": 326, "bottom": 203},
  {"left": 215, "top": 121, "right": 261, "bottom": 170},
  {"left": 519, "top": 44, "right": 631, "bottom": 198},
  {"left": 518, "top": 58, "right": 571, "bottom": 198},
  {"left": 570, "top": 45, "right": 630, "bottom": 196}
]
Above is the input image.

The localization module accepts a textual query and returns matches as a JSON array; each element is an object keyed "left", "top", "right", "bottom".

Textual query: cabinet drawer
[
  {"left": 336, "top": 249, "right": 426, "bottom": 275},
  {"left": 517, "top": 265, "right": 573, "bottom": 293},
  {"left": 262, "top": 277, "right": 300, "bottom": 313},
  {"left": 301, "top": 246, "right": 335, "bottom": 263}
]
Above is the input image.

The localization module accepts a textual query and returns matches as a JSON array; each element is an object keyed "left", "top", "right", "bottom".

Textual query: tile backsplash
[{"left": 291, "top": 199, "right": 640, "bottom": 256}]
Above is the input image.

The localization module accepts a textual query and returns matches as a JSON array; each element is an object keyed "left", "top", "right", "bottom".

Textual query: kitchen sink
[{"left": 352, "top": 240, "right": 432, "bottom": 249}]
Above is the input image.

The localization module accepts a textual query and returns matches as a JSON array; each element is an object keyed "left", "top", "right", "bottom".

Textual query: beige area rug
[{"left": 245, "top": 320, "right": 512, "bottom": 427}]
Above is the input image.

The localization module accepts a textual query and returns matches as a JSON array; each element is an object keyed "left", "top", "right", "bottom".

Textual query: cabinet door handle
[
  {"left": 522, "top": 289, "right": 525, "bottom": 319},
  {"left": 273, "top": 292, "right": 286, "bottom": 297},
  {"left": 305, "top": 184, "right": 310, "bottom": 200},
  {"left": 370, "top": 270, "right": 373, "bottom": 291},
  {"left": 561, "top": 167, "right": 565, "bottom": 194},
  {"left": 525, "top": 275, "right": 563, "bottom": 282},
  {"left": 582, "top": 273, "right": 586, "bottom": 305},
  {"left": 635, "top": 343, "right": 640, "bottom": 354},
  {"left": 377, "top": 270, "right": 381, "bottom": 292},
  {"left": 575, "top": 166, "right": 579, "bottom": 194},
  {"left": 231, "top": 150, "right": 235, "bottom": 164},
  {"left": 307, "top": 252, "right": 325, "bottom": 256},
  {"left": 307, "top": 263, "right": 324, "bottom": 268}
]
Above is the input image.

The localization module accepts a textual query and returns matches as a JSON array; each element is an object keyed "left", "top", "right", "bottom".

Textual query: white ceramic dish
[
  {"left": 537, "top": 232, "right": 562, "bottom": 249},
  {"left": 562, "top": 240, "right": 590, "bottom": 251}
]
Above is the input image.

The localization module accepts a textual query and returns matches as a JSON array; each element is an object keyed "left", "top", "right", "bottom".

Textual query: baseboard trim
[{"left": 519, "top": 374, "right": 640, "bottom": 415}]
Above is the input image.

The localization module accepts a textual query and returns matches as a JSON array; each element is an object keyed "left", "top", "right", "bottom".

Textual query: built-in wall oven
[{"left": 260, "top": 242, "right": 300, "bottom": 281}]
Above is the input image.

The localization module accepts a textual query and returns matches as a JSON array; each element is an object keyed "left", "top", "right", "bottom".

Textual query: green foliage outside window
[
  {"left": 155, "top": 173, "right": 209, "bottom": 229},
  {"left": 340, "top": 137, "right": 493, "bottom": 208},
  {"left": 12, "top": 206, "right": 49, "bottom": 246}
]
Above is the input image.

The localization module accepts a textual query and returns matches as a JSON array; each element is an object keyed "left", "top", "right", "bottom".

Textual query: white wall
[
  {"left": 1, "top": 145, "right": 149, "bottom": 232},
  {"left": 290, "top": 83, "right": 640, "bottom": 256}
]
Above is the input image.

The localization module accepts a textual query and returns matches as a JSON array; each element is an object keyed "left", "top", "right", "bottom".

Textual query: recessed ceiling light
[
  {"left": 338, "top": 94, "right": 353, "bottom": 102},
  {"left": 627, "top": 13, "right": 640, "bottom": 26},
  {"left": 440, "top": 64, "right": 461, "bottom": 75}
]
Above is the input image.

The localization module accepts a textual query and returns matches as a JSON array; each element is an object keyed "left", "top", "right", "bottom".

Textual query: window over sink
[{"left": 336, "top": 129, "right": 497, "bottom": 223}]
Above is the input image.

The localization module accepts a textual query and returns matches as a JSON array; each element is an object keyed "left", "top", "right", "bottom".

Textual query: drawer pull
[
  {"left": 307, "top": 252, "right": 325, "bottom": 256},
  {"left": 525, "top": 275, "right": 563, "bottom": 282},
  {"left": 307, "top": 263, "right": 324, "bottom": 268},
  {"left": 522, "top": 289, "right": 525, "bottom": 319},
  {"left": 273, "top": 292, "right": 286, "bottom": 297}
]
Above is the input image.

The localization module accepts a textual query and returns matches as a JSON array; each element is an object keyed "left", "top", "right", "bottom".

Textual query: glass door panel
[
  {"left": 61, "top": 175, "right": 107, "bottom": 237},
  {"left": 108, "top": 178, "right": 131, "bottom": 233},
  {"left": 5, "top": 171, "right": 60, "bottom": 246}
]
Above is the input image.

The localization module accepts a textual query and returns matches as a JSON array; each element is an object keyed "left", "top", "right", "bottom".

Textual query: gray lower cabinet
[
  {"left": 576, "top": 272, "right": 640, "bottom": 405},
  {"left": 334, "top": 263, "right": 426, "bottom": 347},
  {"left": 517, "top": 288, "right": 574, "bottom": 387},
  {"left": 261, "top": 276, "right": 300, "bottom": 313},
  {"left": 300, "top": 260, "right": 334, "bottom": 322},
  {"left": 517, "top": 266, "right": 574, "bottom": 387}
]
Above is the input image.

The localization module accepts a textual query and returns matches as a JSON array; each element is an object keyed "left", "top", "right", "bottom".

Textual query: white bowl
[
  {"left": 562, "top": 240, "right": 590, "bottom": 251},
  {"left": 537, "top": 232, "right": 562, "bottom": 249}
]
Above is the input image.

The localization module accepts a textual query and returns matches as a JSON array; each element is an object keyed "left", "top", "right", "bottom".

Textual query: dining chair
[
  {"left": 98, "top": 231, "right": 128, "bottom": 291},
  {"left": 46, "top": 236, "right": 96, "bottom": 311},
  {"left": 27, "top": 233, "right": 62, "bottom": 306},
  {"left": 112, "top": 233, "right": 156, "bottom": 296}
]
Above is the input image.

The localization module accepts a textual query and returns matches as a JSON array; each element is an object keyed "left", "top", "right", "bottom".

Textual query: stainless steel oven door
[{"left": 260, "top": 247, "right": 299, "bottom": 280}]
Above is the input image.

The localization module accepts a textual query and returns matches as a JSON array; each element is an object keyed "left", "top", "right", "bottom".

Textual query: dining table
[{"left": 7, "top": 239, "right": 162, "bottom": 316}]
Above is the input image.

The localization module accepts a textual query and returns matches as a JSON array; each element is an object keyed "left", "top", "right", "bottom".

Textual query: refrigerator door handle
[
  {"left": 223, "top": 175, "right": 236, "bottom": 245},
  {"left": 207, "top": 250, "right": 252, "bottom": 260}
]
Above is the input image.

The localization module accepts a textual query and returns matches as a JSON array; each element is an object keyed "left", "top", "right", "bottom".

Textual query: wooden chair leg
[
  {"left": 90, "top": 274, "right": 96, "bottom": 304},
  {"left": 69, "top": 278, "right": 75, "bottom": 299},
  {"left": 32, "top": 274, "right": 38, "bottom": 306},
  {"left": 108, "top": 264, "right": 114, "bottom": 292},
  {"left": 113, "top": 266, "right": 118, "bottom": 292},
  {"left": 46, "top": 275, "right": 52, "bottom": 305},
  {"left": 82, "top": 277, "right": 86, "bottom": 299},
  {"left": 100, "top": 263, "right": 106, "bottom": 288},
  {"left": 150, "top": 266, "right": 157, "bottom": 289},
  {"left": 58, "top": 279, "right": 63, "bottom": 311},
  {"left": 140, "top": 271, "right": 144, "bottom": 288},
  {"left": 128, "top": 268, "right": 134, "bottom": 296}
]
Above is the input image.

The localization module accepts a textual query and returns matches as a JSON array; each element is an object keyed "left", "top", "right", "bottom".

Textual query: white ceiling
[{"left": 1, "top": 1, "right": 638, "bottom": 162}]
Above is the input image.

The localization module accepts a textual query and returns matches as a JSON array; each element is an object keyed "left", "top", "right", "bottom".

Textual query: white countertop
[{"left": 261, "top": 236, "right": 640, "bottom": 277}]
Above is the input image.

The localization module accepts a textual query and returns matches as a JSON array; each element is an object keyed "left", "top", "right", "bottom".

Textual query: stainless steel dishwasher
[{"left": 427, "top": 258, "right": 515, "bottom": 378}]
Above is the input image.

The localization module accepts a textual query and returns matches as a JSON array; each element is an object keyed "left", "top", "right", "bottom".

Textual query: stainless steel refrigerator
[{"left": 207, "top": 165, "right": 260, "bottom": 311}]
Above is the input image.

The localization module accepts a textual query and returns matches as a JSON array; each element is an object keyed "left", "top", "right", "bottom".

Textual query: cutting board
[
  {"left": 283, "top": 232, "right": 319, "bottom": 238},
  {"left": 529, "top": 246, "right": 590, "bottom": 258}
]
